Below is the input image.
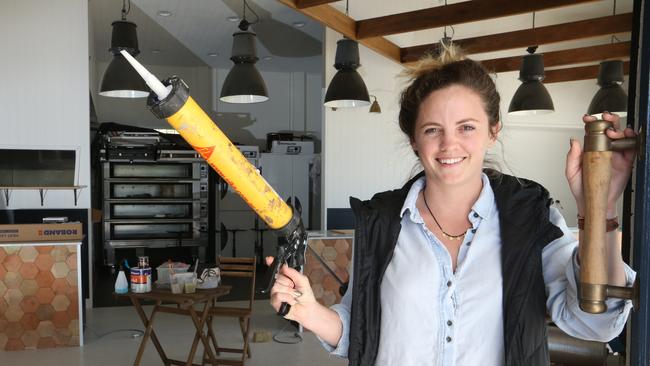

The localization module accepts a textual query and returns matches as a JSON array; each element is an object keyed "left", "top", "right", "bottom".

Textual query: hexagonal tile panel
[
  {"left": 66, "top": 271, "right": 77, "bottom": 286},
  {"left": 50, "top": 262, "right": 69, "bottom": 279},
  {"left": 65, "top": 253, "right": 77, "bottom": 270},
  {"left": 52, "top": 279, "right": 71, "bottom": 296},
  {"left": 35, "top": 270, "right": 55, "bottom": 288},
  {"left": 36, "top": 320, "right": 55, "bottom": 337},
  {"left": 51, "top": 247, "right": 68, "bottom": 263},
  {"left": 5, "top": 338, "right": 24, "bottom": 351},
  {"left": 20, "top": 296, "right": 39, "bottom": 313},
  {"left": 19, "top": 262, "right": 39, "bottom": 280},
  {"left": 0, "top": 263, "right": 6, "bottom": 279},
  {"left": 52, "top": 294, "right": 70, "bottom": 312},
  {"left": 0, "top": 297, "right": 8, "bottom": 313},
  {"left": 0, "top": 249, "right": 6, "bottom": 263},
  {"left": 20, "top": 279, "right": 39, "bottom": 297},
  {"left": 0, "top": 333, "right": 7, "bottom": 349},
  {"left": 334, "top": 240, "right": 350, "bottom": 253},
  {"left": 36, "top": 288, "right": 55, "bottom": 304},
  {"left": 18, "top": 246, "right": 38, "bottom": 263},
  {"left": 20, "top": 312, "right": 40, "bottom": 330},
  {"left": 21, "top": 330, "right": 39, "bottom": 349},
  {"left": 37, "top": 337, "right": 56, "bottom": 348},
  {"left": 3, "top": 254, "right": 22, "bottom": 272},
  {"left": 53, "top": 328, "right": 71, "bottom": 346},
  {"left": 52, "top": 311, "right": 70, "bottom": 329},
  {"left": 5, "top": 321, "right": 24, "bottom": 338},
  {"left": 35, "top": 304, "right": 55, "bottom": 321},
  {"left": 4, "top": 271, "right": 22, "bottom": 289},
  {"left": 36, "top": 246, "right": 52, "bottom": 254},
  {"left": 68, "top": 319, "right": 79, "bottom": 336},
  {"left": 0, "top": 281, "right": 7, "bottom": 297},
  {"left": 35, "top": 255, "right": 54, "bottom": 271},
  {"left": 4, "top": 288, "right": 24, "bottom": 307},
  {"left": 3, "top": 247, "right": 20, "bottom": 255},
  {"left": 321, "top": 246, "right": 338, "bottom": 261},
  {"left": 5, "top": 306, "right": 24, "bottom": 322}
]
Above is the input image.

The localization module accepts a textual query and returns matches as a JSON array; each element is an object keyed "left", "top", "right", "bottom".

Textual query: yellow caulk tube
[{"left": 120, "top": 50, "right": 304, "bottom": 315}]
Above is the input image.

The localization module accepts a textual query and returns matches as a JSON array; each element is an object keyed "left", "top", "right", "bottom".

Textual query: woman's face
[{"left": 411, "top": 84, "right": 498, "bottom": 188}]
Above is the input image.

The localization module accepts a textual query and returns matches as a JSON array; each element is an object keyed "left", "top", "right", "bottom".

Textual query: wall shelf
[{"left": 0, "top": 186, "right": 87, "bottom": 206}]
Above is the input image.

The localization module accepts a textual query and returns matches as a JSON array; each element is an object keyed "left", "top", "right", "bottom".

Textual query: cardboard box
[{"left": 0, "top": 223, "right": 83, "bottom": 243}]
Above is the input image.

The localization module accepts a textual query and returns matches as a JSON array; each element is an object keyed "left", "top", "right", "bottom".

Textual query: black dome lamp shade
[
  {"left": 99, "top": 5, "right": 149, "bottom": 99},
  {"left": 324, "top": 38, "right": 370, "bottom": 108},
  {"left": 587, "top": 60, "right": 628, "bottom": 118},
  {"left": 508, "top": 47, "right": 554, "bottom": 116},
  {"left": 220, "top": 19, "right": 269, "bottom": 104}
]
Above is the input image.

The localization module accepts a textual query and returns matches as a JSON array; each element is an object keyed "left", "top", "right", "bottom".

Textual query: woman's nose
[{"left": 439, "top": 131, "right": 456, "bottom": 150}]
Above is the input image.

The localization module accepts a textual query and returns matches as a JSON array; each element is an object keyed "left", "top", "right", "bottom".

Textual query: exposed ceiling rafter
[
  {"left": 401, "top": 13, "right": 633, "bottom": 63},
  {"left": 545, "top": 61, "right": 630, "bottom": 83},
  {"left": 356, "top": 0, "right": 598, "bottom": 39},
  {"left": 278, "top": 1, "right": 632, "bottom": 83},
  {"left": 478, "top": 42, "right": 630, "bottom": 73},
  {"left": 295, "top": 0, "right": 339, "bottom": 9}
]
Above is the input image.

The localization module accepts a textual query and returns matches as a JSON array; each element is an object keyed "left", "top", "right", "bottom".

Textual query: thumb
[
  {"left": 566, "top": 139, "right": 582, "bottom": 175},
  {"left": 280, "top": 265, "right": 309, "bottom": 289}
]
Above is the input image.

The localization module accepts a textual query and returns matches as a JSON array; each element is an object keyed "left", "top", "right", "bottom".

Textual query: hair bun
[{"left": 402, "top": 43, "right": 466, "bottom": 80}]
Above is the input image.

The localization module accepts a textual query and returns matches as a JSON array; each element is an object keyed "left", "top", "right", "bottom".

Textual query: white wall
[
  {"left": 323, "top": 29, "right": 624, "bottom": 227},
  {"left": 0, "top": 0, "right": 90, "bottom": 210},
  {"left": 93, "top": 63, "right": 323, "bottom": 151}
]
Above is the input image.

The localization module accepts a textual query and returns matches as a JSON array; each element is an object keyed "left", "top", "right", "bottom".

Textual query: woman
[{"left": 267, "top": 46, "right": 636, "bottom": 366}]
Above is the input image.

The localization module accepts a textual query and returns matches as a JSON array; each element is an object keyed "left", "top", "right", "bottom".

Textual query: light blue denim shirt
[{"left": 321, "top": 174, "right": 635, "bottom": 366}]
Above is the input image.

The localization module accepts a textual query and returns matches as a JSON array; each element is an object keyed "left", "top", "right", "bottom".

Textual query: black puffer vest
[{"left": 347, "top": 171, "right": 563, "bottom": 366}]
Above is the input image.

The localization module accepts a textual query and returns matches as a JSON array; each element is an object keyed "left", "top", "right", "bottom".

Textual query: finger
[
  {"left": 265, "top": 256, "right": 274, "bottom": 266},
  {"left": 602, "top": 111, "right": 621, "bottom": 129},
  {"left": 582, "top": 114, "right": 598, "bottom": 123},
  {"left": 270, "top": 292, "right": 299, "bottom": 311},
  {"left": 271, "top": 285, "right": 303, "bottom": 299},
  {"left": 273, "top": 273, "right": 295, "bottom": 288},
  {"left": 280, "top": 265, "right": 310, "bottom": 289},
  {"left": 606, "top": 127, "right": 626, "bottom": 139},
  {"left": 624, "top": 127, "right": 637, "bottom": 138},
  {"left": 566, "top": 139, "right": 582, "bottom": 172}
]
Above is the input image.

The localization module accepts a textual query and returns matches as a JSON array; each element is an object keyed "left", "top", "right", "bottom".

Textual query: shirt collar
[{"left": 399, "top": 173, "right": 495, "bottom": 222}]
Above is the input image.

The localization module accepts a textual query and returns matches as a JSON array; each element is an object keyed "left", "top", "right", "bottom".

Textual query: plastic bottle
[{"left": 115, "top": 265, "right": 129, "bottom": 294}]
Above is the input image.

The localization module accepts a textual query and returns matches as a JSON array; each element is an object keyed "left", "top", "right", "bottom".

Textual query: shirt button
[
  {"left": 473, "top": 212, "right": 479, "bottom": 218},
  {"left": 466, "top": 241, "right": 472, "bottom": 246},
  {"left": 447, "top": 280, "right": 452, "bottom": 287},
  {"left": 471, "top": 228, "right": 477, "bottom": 233},
  {"left": 447, "top": 320, "right": 453, "bottom": 326},
  {"left": 446, "top": 336, "right": 452, "bottom": 342}
]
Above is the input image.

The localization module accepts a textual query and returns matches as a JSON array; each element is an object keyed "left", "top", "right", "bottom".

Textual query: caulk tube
[
  {"left": 119, "top": 50, "right": 293, "bottom": 230},
  {"left": 120, "top": 51, "right": 303, "bottom": 315}
]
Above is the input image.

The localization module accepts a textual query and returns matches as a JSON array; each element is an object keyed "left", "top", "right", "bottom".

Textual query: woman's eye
[
  {"left": 460, "top": 125, "right": 475, "bottom": 132},
  {"left": 425, "top": 127, "right": 439, "bottom": 135}
]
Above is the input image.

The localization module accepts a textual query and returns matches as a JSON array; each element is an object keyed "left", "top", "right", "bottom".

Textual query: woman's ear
[{"left": 489, "top": 121, "right": 502, "bottom": 146}]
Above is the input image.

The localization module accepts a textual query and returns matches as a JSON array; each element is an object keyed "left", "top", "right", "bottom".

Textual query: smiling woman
[{"left": 266, "top": 44, "right": 637, "bottom": 366}]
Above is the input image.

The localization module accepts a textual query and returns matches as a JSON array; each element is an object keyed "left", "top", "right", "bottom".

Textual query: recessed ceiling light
[
  {"left": 227, "top": 16, "right": 240, "bottom": 22},
  {"left": 208, "top": 52, "right": 219, "bottom": 57},
  {"left": 157, "top": 10, "right": 172, "bottom": 17},
  {"left": 152, "top": 49, "right": 161, "bottom": 54},
  {"left": 262, "top": 56, "right": 273, "bottom": 61},
  {"left": 292, "top": 21, "right": 306, "bottom": 28}
]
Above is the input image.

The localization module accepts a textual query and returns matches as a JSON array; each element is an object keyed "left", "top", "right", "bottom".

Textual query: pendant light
[
  {"left": 220, "top": 0, "right": 268, "bottom": 104},
  {"left": 369, "top": 95, "right": 381, "bottom": 113},
  {"left": 587, "top": 60, "right": 627, "bottom": 118},
  {"left": 508, "top": 46, "right": 554, "bottom": 116},
  {"left": 99, "top": 0, "right": 148, "bottom": 98},
  {"left": 323, "top": 0, "right": 370, "bottom": 108}
]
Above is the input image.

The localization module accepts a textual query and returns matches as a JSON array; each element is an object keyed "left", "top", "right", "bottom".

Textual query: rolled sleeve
[
  {"left": 543, "top": 207, "right": 636, "bottom": 342},
  {"left": 317, "top": 303, "right": 351, "bottom": 357}
]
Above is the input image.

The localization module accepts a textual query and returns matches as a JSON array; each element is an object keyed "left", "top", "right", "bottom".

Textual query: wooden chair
[{"left": 204, "top": 256, "right": 256, "bottom": 365}]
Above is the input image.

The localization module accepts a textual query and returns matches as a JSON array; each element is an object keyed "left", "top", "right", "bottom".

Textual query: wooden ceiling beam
[
  {"left": 295, "top": 0, "right": 339, "bottom": 9},
  {"left": 278, "top": 0, "right": 401, "bottom": 64},
  {"left": 357, "top": 0, "right": 597, "bottom": 39},
  {"left": 401, "top": 13, "right": 633, "bottom": 63},
  {"left": 544, "top": 61, "right": 630, "bottom": 83},
  {"left": 480, "top": 42, "right": 630, "bottom": 74}
]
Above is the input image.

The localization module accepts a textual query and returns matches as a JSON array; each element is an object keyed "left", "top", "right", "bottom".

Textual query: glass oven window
[
  {"left": 111, "top": 223, "right": 192, "bottom": 239},
  {"left": 111, "top": 183, "right": 192, "bottom": 199},
  {"left": 111, "top": 163, "right": 193, "bottom": 178}
]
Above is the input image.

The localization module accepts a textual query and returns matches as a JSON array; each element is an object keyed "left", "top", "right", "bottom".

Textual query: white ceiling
[{"left": 90, "top": 0, "right": 325, "bottom": 73}]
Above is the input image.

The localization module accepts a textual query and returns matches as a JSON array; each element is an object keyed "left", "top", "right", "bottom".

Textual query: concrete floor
[{"left": 0, "top": 300, "right": 347, "bottom": 366}]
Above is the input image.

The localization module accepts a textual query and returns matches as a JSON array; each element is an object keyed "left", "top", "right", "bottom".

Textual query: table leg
[
  {"left": 186, "top": 300, "right": 218, "bottom": 366},
  {"left": 131, "top": 298, "right": 170, "bottom": 366}
]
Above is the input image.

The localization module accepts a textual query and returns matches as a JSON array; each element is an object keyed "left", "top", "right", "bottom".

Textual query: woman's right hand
[{"left": 265, "top": 256, "right": 318, "bottom": 323}]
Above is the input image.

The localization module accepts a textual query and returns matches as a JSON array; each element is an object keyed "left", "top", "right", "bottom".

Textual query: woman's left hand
[{"left": 565, "top": 112, "right": 637, "bottom": 217}]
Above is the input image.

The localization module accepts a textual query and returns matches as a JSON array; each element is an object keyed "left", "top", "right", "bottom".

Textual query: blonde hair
[{"left": 401, "top": 43, "right": 466, "bottom": 80}]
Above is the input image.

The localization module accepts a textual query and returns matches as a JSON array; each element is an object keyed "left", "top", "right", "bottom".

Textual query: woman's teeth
[{"left": 438, "top": 157, "right": 464, "bottom": 165}]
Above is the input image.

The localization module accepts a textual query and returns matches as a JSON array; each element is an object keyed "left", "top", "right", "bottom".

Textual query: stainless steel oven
[{"left": 102, "top": 150, "right": 209, "bottom": 265}]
